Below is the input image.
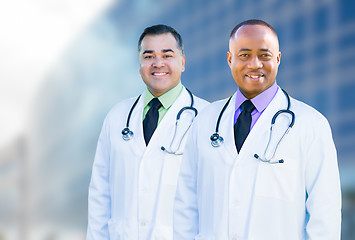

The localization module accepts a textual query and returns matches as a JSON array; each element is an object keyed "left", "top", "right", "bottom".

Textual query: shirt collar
[
  {"left": 235, "top": 81, "right": 278, "bottom": 113},
  {"left": 144, "top": 82, "right": 183, "bottom": 109}
]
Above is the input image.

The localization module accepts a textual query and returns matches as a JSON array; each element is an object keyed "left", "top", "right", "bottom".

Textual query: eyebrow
[
  {"left": 142, "top": 50, "right": 154, "bottom": 54},
  {"left": 162, "top": 49, "right": 174, "bottom": 53},
  {"left": 239, "top": 48, "right": 252, "bottom": 52},
  {"left": 260, "top": 48, "right": 272, "bottom": 52},
  {"left": 238, "top": 48, "right": 272, "bottom": 52},
  {"left": 142, "top": 49, "right": 175, "bottom": 55}
]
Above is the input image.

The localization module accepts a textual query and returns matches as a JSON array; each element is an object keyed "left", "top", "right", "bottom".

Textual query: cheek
[
  {"left": 229, "top": 58, "right": 237, "bottom": 69},
  {"left": 268, "top": 64, "right": 279, "bottom": 76},
  {"left": 140, "top": 63, "right": 149, "bottom": 74},
  {"left": 139, "top": 67, "right": 145, "bottom": 78},
  {"left": 231, "top": 64, "right": 242, "bottom": 75}
]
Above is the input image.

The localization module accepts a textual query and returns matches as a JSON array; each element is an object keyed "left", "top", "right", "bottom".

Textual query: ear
[
  {"left": 181, "top": 55, "right": 186, "bottom": 72},
  {"left": 227, "top": 51, "right": 232, "bottom": 67},
  {"left": 277, "top": 51, "right": 281, "bottom": 65}
]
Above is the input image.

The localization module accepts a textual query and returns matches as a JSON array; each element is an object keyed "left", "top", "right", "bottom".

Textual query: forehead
[
  {"left": 140, "top": 33, "right": 178, "bottom": 52},
  {"left": 230, "top": 24, "right": 279, "bottom": 50}
]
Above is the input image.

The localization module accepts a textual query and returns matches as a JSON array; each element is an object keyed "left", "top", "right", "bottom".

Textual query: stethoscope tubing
[
  {"left": 121, "top": 88, "right": 196, "bottom": 154},
  {"left": 210, "top": 88, "right": 295, "bottom": 164}
]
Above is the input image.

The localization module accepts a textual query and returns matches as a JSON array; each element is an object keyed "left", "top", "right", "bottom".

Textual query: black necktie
[
  {"left": 234, "top": 100, "right": 255, "bottom": 152},
  {"left": 143, "top": 98, "right": 162, "bottom": 145}
]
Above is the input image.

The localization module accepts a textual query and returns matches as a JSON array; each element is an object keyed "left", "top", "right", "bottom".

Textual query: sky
[{"left": 0, "top": 0, "right": 114, "bottom": 149}]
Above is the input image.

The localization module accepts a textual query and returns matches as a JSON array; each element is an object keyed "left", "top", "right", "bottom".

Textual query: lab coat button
[
  {"left": 231, "top": 202, "right": 238, "bottom": 208},
  {"left": 140, "top": 220, "right": 147, "bottom": 227}
]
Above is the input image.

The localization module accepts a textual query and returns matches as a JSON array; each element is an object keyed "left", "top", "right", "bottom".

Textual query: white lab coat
[
  {"left": 174, "top": 87, "right": 341, "bottom": 240},
  {"left": 87, "top": 87, "right": 209, "bottom": 240}
]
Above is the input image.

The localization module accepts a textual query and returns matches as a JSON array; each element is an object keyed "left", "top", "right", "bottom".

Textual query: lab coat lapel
[
  {"left": 239, "top": 87, "right": 287, "bottom": 159},
  {"left": 218, "top": 92, "right": 239, "bottom": 160},
  {"left": 129, "top": 90, "right": 146, "bottom": 152},
  {"left": 145, "top": 87, "right": 191, "bottom": 152}
]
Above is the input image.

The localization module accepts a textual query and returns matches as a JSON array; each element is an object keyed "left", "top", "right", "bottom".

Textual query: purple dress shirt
[{"left": 234, "top": 82, "right": 278, "bottom": 130}]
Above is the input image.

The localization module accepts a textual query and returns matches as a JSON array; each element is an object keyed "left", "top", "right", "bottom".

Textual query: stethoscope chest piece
[
  {"left": 209, "top": 89, "right": 295, "bottom": 165},
  {"left": 209, "top": 96, "right": 232, "bottom": 148},
  {"left": 122, "top": 128, "right": 133, "bottom": 141},
  {"left": 120, "top": 88, "right": 197, "bottom": 154},
  {"left": 210, "top": 133, "right": 224, "bottom": 147}
]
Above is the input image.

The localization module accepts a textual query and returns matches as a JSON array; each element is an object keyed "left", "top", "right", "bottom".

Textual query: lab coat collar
[
  {"left": 143, "top": 87, "right": 192, "bottom": 153},
  {"left": 239, "top": 87, "right": 288, "bottom": 159},
  {"left": 217, "top": 87, "right": 288, "bottom": 162},
  {"left": 128, "top": 87, "right": 192, "bottom": 154},
  {"left": 217, "top": 91, "right": 239, "bottom": 160},
  {"left": 128, "top": 90, "right": 147, "bottom": 152}
]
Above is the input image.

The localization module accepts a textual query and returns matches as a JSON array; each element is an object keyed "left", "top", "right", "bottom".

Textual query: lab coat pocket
[
  {"left": 254, "top": 158, "right": 298, "bottom": 201},
  {"left": 161, "top": 154, "right": 182, "bottom": 186},
  {"left": 154, "top": 154, "right": 183, "bottom": 228},
  {"left": 107, "top": 219, "right": 122, "bottom": 240}
]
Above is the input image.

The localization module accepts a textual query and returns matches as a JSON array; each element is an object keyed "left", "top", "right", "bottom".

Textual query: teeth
[
  {"left": 247, "top": 75, "right": 263, "bottom": 79},
  {"left": 153, "top": 72, "right": 167, "bottom": 76}
]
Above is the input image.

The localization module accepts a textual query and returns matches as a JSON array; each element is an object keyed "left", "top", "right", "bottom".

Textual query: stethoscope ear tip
[{"left": 254, "top": 153, "right": 285, "bottom": 164}]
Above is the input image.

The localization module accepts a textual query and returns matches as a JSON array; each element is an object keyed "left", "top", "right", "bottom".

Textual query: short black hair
[
  {"left": 138, "top": 24, "right": 184, "bottom": 55},
  {"left": 230, "top": 19, "right": 278, "bottom": 40}
]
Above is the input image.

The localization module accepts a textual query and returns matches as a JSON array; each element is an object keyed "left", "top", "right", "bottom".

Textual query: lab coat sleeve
[
  {"left": 304, "top": 117, "right": 341, "bottom": 239},
  {"left": 174, "top": 122, "right": 199, "bottom": 240},
  {"left": 87, "top": 117, "right": 111, "bottom": 240}
]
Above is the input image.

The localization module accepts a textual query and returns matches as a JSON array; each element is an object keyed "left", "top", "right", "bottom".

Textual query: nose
[
  {"left": 152, "top": 57, "right": 165, "bottom": 68},
  {"left": 248, "top": 56, "right": 263, "bottom": 69}
]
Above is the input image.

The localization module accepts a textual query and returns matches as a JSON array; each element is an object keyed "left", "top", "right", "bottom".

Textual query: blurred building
[{"left": 1, "top": 0, "right": 355, "bottom": 239}]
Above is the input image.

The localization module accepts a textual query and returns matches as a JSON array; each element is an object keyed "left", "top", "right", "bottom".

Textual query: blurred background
[{"left": 0, "top": 0, "right": 354, "bottom": 239}]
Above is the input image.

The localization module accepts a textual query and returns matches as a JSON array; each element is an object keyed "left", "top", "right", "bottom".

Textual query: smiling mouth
[
  {"left": 152, "top": 72, "right": 168, "bottom": 76},
  {"left": 245, "top": 74, "right": 264, "bottom": 79}
]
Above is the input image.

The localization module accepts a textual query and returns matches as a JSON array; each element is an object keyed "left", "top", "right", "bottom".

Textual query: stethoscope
[
  {"left": 210, "top": 89, "right": 295, "bottom": 164},
  {"left": 121, "top": 88, "right": 198, "bottom": 155}
]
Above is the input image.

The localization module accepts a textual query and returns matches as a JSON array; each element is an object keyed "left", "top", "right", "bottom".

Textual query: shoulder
[
  {"left": 105, "top": 95, "right": 141, "bottom": 122},
  {"left": 181, "top": 87, "right": 209, "bottom": 107},
  {"left": 291, "top": 97, "right": 329, "bottom": 123},
  {"left": 290, "top": 97, "right": 332, "bottom": 133},
  {"left": 192, "top": 94, "right": 210, "bottom": 110},
  {"left": 204, "top": 97, "right": 231, "bottom": 113},
  {"left": 194, "top": 97, "right": 232, "bottom": 123}
]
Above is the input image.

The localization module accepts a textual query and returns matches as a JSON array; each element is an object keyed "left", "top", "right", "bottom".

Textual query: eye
[
  {"left": 238, "top": 53, "right": 249, "bottom": 60},
  {"left": 260, "top": 53, "right": 272, "bottom": 59},
  {"left": 163, "top": 54, "right": 173, "bottom": 58},
  {"left": 144, "top": 55, "right": 153, "bottom": 59}
]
